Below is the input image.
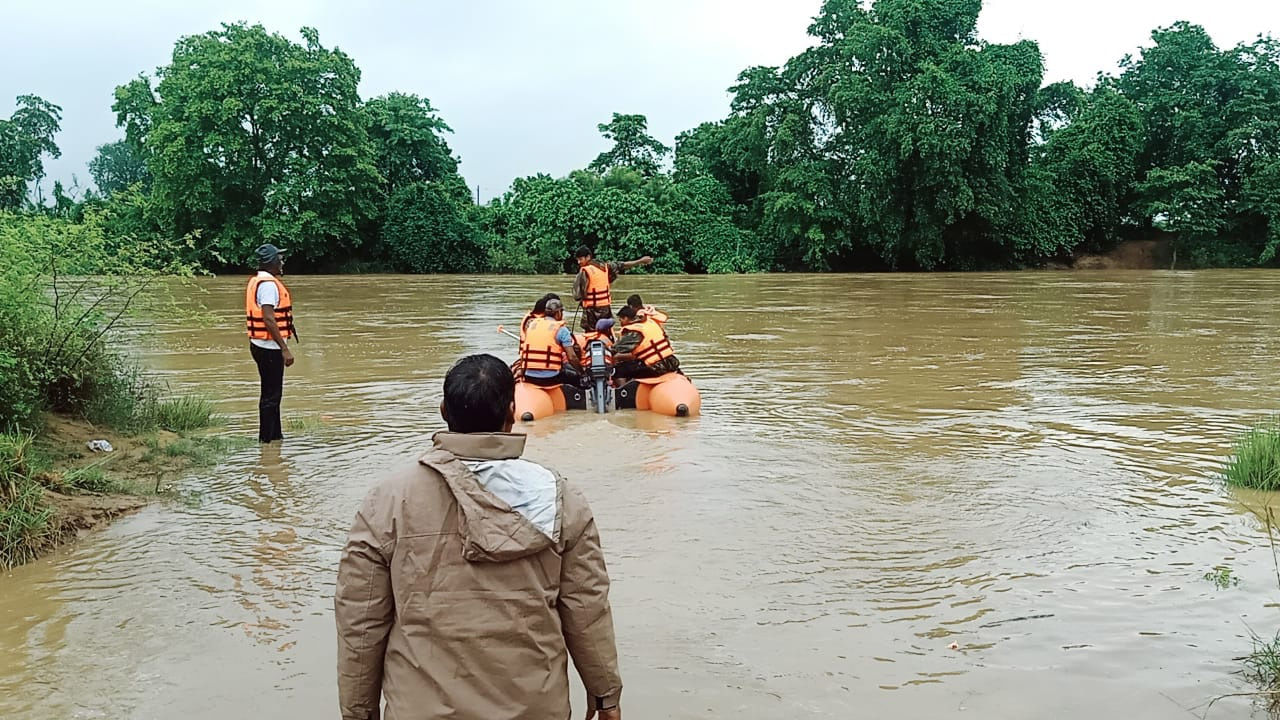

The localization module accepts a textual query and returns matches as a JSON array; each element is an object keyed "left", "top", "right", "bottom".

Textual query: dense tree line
[{"left": 2, "top": 0, "right": 1278, "bottom": 273}]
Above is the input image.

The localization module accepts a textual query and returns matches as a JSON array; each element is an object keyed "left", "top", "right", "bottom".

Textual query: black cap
[{"left": 255, "top": 244, "right": 287, "bottom": 265}]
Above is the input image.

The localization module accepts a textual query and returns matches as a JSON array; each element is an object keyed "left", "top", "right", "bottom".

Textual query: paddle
[{"left": 496, "top": 325, "right": 520, "bottom": 341}]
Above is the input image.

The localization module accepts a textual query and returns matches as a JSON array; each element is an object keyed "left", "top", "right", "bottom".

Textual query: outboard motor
[{"left": 586, "top": 340, "right": 612, "bottom": 414}]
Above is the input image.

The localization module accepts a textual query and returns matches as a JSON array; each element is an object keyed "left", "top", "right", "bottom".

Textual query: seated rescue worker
[
  {"left": 575, "top": 318, "right": 616, "bottom": 372},
  {"left": 612, "top": 305, "right": 680, "bottom": 380},
  {"left": 520, "top": 298, "right": 584, "bottom": 387},
  {"left": 626, "top": 294, "right": 668, "bottom": 325},
  {"left": 520, "top": 293, "right": 561, "bottom": 341}
]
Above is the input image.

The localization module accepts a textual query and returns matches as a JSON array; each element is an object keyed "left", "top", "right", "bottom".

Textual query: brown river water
[{"left": 4, "top": 271, "right": 1280, "bottom": 718}]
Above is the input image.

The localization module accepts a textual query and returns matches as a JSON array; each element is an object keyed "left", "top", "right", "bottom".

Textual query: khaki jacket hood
[{"left": 421, "top": 431, "right": 562, "bottom": 563}]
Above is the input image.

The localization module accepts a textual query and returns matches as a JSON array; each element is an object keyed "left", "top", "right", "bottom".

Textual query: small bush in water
[{"left": 1224, "top": 421, "right": 1280, "bottom": 490}]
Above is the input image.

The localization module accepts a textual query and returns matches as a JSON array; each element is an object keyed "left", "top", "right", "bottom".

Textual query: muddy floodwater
[{"left": 5, "top": 271, "right": 1280, "bottom": 718}]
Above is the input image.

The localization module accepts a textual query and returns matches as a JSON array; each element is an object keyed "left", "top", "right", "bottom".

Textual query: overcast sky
[{"left": 3, "top": 0, "right": 1278, "bottom": 201}]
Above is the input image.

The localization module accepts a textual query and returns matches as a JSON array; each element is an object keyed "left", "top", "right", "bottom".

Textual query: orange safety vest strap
[
  {"left": 633, "top": 320, "right": 674, "bottom": 366},
  {"left": 582, "top": 264, "right": 611, "bottom": 309}
]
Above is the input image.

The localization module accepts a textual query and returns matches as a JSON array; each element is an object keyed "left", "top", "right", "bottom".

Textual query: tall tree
[
  {"left": 1118, "top": 23, "right": 1280, "bottom": 265},
  {"left": 88, "top": 140, "right": 150, "bottom": 197},
  {"left": 588, "top": 113, "right": 669, "bottom": 177},
  {"left": 0, "top": 95, "right": 62, "bottom": 210},
  {"left": 364, "top": 92, "right": 460, "bottom": 196},
  {"left": 113, "top": 23, "right": 381, "bottom": 267}
]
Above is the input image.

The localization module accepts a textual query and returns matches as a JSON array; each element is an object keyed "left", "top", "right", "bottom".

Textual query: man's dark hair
[
  {"left": 626, "top": 294, "right": 643, "bottom": 309},
  {"left": 532, "top": 292, "right": 560, "bottom": 315},
  {"left": 574, "top": 245, "right": 593, "bottom": 259},
  {"left": 443, "top": 354, "right": 515, "bottom": 433},
  {"left": 617, "top": 306, "right": 637, "bottom": 320}
]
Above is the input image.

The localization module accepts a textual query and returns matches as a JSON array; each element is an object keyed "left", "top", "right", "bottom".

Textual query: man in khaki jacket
[{"left": 335, "top": 353, "right": 623, "bottom": 719}]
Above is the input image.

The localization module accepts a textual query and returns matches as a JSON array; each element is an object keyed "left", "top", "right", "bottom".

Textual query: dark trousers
[
  {"left": 581, "top": 305, "right": 612, "bottom": 332},
  {"left": 524, "top": 367, "right": 583, "bottom": 388},
  {"left": 614, "top": 356, "right": 681, "bottom": 380},
  {"left": 250, "top": 344, "right": 284, "bottom": 443}
]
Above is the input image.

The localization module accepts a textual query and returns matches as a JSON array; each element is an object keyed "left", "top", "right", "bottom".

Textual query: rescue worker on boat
[
  {"left": 519, "top": 298, "right": 585, "bottom": 388},
  {"left": 625, "top": 294, "right": 668, "bottom": 325},
  {"left": 574, "top": 318, "right": 616, "bottom": 371},
  {"left": 612, "top": 305, "right": 680, "bottom": 380},
  {"left": 572, "top": 245, "right": 653, "bottom": 332},
  {"left": 520, "top": 293, "right": 560, "bottom": 341}
]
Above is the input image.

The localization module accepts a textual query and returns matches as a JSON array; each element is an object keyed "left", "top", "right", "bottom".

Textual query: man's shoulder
[{"left": 366, "top": 457, "right": 447, "bottom": 499}]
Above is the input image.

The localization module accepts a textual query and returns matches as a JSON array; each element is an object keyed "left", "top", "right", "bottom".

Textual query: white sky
[{"left": 2, "top": 0, "right": 1277, "bottom": 201}]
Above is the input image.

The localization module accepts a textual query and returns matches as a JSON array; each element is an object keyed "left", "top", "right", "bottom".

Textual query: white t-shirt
[{"left": 250, "top": 271, "right": 283, "bottom": 350}]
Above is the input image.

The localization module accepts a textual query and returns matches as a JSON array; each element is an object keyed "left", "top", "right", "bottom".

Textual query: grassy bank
[{"left": 0, "top": 401, "right": 243, "bottom": 570}]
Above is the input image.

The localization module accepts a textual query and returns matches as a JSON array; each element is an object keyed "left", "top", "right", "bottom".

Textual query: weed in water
[
  {"left": 285, "top": 413, "right": 324, "bottom": 433},
  {"left": 1244, "top": 629, "right": 1280, "bottom": 708},
  {"left": 1203, "top": 566, "right": 1240, "bottom": 589},
  {"left": 1224, "top": 420, "right": 1280, "bottom": 490}
]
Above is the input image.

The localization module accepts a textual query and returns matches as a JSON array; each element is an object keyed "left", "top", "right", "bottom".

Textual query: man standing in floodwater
[
  {"left": 245, "top": 244, "right": 295, "bottom": 444},
  {"left": 572, "top": 245, "right": 653, "bottom": 332},
  {"left": 335, "top": 353, "right": 624, "bottom": 720}
]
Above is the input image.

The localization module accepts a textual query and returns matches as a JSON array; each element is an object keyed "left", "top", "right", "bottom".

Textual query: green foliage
[
  {"left": 1223, "top": 420, "right": 1280, "bottom": 491},
  {"left": 61, "top": 464, "right": 117, "bottom": 494},
  {"left": 21, "top": 6, "right": 1280, "bottom": 273},
  {"left": 1023, "top": 87, "right": 1145, "bottom": 258},
  {"left": 365, "top": 93, "right": 459, "bottom": 194},
  {"left": 0, "top": 95, "right": 62, "bottom": 210},
  {"left": 589, "top": 113, "right": 670, "bottom": 177},
  {"left": 0, "top": 431, "right": 56, "bottom": 570},
  {"left": 0, "top": 211, "right": 198, "bottom": 431},
  {"left": 115, "top": 23, "right": 381, "bottom": 269},
  {"left": 1119, "top": 23, "right": 1280, "bottom": 267},
  {"left": 381, "top": 181, "right": 485, "bottom": 273},
  {"left": 1245, "top": 629, "right": 1280, "bottom": 712},
  {"left": 88, "top": 140, "right": 150, "bottom": 197},
  {"left": 1203, "top": 566, "right": 1240, "bottom": 589}
]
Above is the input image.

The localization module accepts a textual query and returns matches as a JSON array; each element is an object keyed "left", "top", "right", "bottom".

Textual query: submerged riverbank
[{"left": 1, "top": 415, "right": 244, "bottom": 570}]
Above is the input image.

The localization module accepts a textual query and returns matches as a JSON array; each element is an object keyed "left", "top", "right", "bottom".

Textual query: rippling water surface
[{"left": 4, "top": 271, "right": 1280, "bottom": 718}]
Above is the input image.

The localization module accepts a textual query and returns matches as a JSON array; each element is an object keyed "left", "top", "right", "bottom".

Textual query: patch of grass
[
  {"left": 150, "top": 395, "right": 222, "bottom": 433},
  {"left": 1244, "top": 630, "right": 1280, "bottom": 710},
  {"left": 61, "top": 463, "right": 119, "bottom": 494},
  {"left": 1224, "top": 420, "right": 1280, "bottom": 490},
  {"left": 1204, "top": 566, "right": 1240, "bottom": 589},
  {"left": 0, "top": 481, "right": 58, "bottom": 570},
  {"left": 143, "top": 435, "right": 253, "bottom": 466},
  {"left": 285, "top": 413, "right": 324, "bottom": 433},
  {"left": 0, "top": 431, "right": 58, "bottom": 570}
]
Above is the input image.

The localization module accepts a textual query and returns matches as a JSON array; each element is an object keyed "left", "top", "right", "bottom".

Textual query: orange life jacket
[
  {"left": 245, "top": 274, "right": 294, "bottom": 340},
  {"left": 630, "top": 318, "right": 675, "bottom": 366},
  {"left": 582, "top": 263, "right": 611, "bottom": 309},
  {"left": 519, "top": 312, "right": 539, "bottom": 341},
  {"left": 639, "top": 304, "right": 668, "bottom": 324},
  {"left": 575, "top": 330, "right": 615, "bottom": 366},
  {"left": 520, "top": 317, "right": 566, "bottom": 372}
]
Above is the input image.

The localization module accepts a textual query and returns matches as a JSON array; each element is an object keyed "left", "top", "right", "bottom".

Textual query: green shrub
[
  {"left": 382, "top": 181, "right": 486, "bottom": 273},
  {"left": 151, "top": 395, "right": 220, "bottom": 433},
  {"left": 0, "top": 431, "right": 56, "bottom": 570},
  {"left": 1224, "top": 420, "right": 1280, "bottom": 490}
]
